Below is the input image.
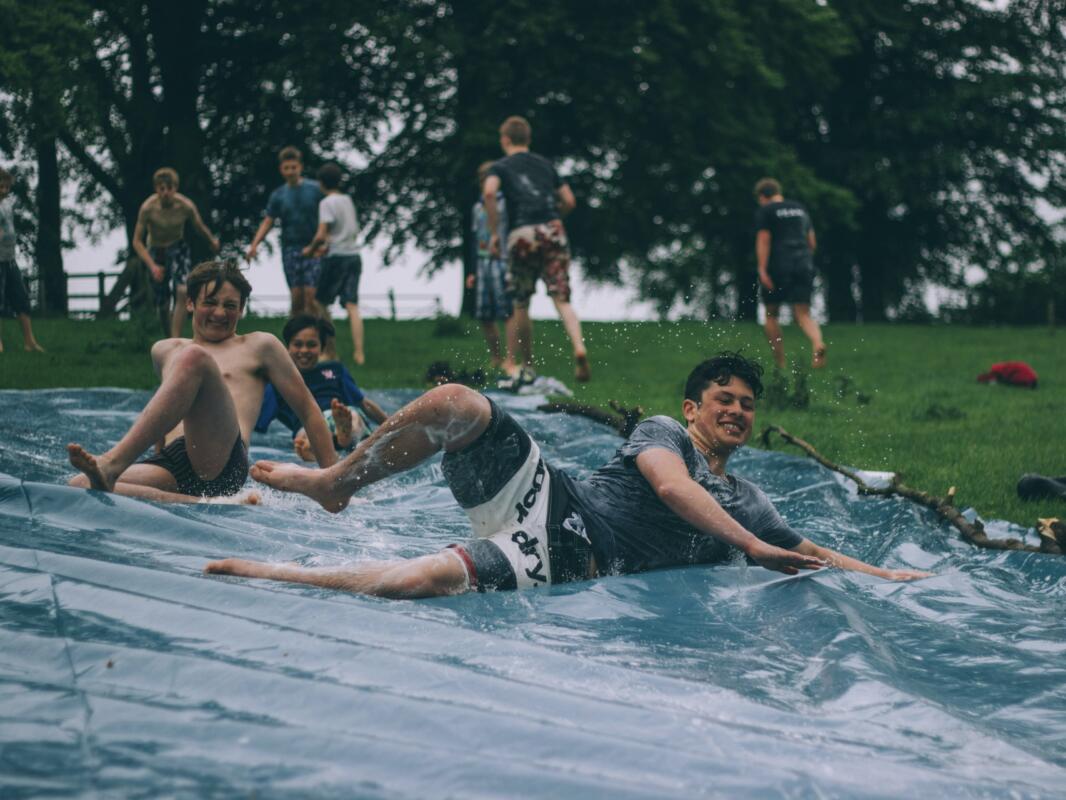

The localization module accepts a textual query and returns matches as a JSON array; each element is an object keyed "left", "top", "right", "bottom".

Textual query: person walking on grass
[
  {"left": 67, "top": 260, "right": 336, "bottom": 504},
  {"left": 207, "top": 352, "right": 930, "bottom": 597},
  {"left": 303, "top": 162, "right": 366, "bottom": 365},
  {"left": 483, "top": 116, "right": 591, "bottom": 384},
  {"left": 468, "top": 161, "right": 514, "bottom": 375},
  {"left": 246, "top": 146, "right": 324, "bottom": 317},
  {"left": 754, "top": 178, "right": 826, "bottom": 370},
  {"left": 131, "top": 167, "right": 221, "bottom": 338},
  {"left": 0, "top": 167, "right": 44, "bottom": 353}
]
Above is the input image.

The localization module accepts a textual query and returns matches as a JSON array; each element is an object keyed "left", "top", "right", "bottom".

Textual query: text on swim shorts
[
  {"left": 511, "top": 529, "right": 547, "bottom": 583},
  {"left": 514, "top": 459, "right": 546, "bottom": 524}
]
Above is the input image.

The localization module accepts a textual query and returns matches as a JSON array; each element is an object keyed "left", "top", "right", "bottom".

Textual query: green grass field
[{"left": 1, "top": 314, "right": 1061, "bottom": 528}]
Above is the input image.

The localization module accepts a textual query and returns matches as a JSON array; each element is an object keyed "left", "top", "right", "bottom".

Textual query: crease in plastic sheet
[{"left": 1, "top": 388, "right": 1064, "bottom": 798}]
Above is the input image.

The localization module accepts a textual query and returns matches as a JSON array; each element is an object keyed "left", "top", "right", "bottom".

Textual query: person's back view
[
  {"left": 482, "top": 116, "right": 591, "bottom": 383},
  {"left": 753, "top": 178, "right": 826, "bottom": 370}
]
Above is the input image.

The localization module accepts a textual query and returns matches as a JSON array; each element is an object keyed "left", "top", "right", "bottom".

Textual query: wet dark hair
[
  {"left": 317, "top": 162, "right": 343, "bottom": 190},
  {"left": 186, "top": 260, "right": 252, "bottom": 308},
  {"left": 684, "top": 351, "right": 764, "bottom": 402},
  {"left": 282, "top": 314, "right": 335, "bottom": 347}
]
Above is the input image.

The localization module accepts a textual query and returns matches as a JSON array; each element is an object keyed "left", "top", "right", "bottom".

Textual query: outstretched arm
[
  {"left": 556, "top": 183, "right": 576, "bottom": 217},
  {"left": 247, "top": 216, "right": 274, "bottom": 261},
  {"left": 483, "top": 175, "right": 502, "bottom": 256},
  {"left": 792, "top": 539, "right": 931, "bottom": 581},
  {"left": 131, "top": 212, "right": 161, "bottom": 282},
  {"left": 636, "top": 449, "right": 824, "bottom": 575},
  {"left": 303, "top": 221, "right": 330, "bottom": 256},
  {"left": 755, "top": 230, "right": 773, "bottom": 290},
  {"left": 259, "top": 336, "right": 338, "bottom": 467}
]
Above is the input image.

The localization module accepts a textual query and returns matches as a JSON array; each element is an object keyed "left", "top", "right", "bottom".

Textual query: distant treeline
[{"left": 1, "top": 0, "right": 1063, "bottom": 322}]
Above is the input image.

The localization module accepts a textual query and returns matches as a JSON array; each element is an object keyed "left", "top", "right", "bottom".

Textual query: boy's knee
[
  {"left": 425, "top": 383, "right": 484, "bottom": 413},
  {"left": 173, "top": 343, "right": 214, "bottom": 372}
]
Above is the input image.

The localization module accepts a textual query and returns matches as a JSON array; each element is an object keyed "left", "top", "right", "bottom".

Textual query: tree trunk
[
  {"left": 34, "top": 133, "right": 66, "bottom": 314},
  {"left": 858, "top": 259, "right": 888, "bottom": 322},
  {"left": 147, "top": 0, "right": 212, "bottom": 259},
  {"left": 822, "top": 250, "right": 857, "bottom": 323}
]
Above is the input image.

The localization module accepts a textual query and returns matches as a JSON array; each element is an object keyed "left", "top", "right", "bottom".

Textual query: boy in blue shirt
[
  {"left": 256, "top": 314, "right": 388, "bottom": 461},
  {"left": 246, "top": 146, "right": 324, "bottom": 316}
]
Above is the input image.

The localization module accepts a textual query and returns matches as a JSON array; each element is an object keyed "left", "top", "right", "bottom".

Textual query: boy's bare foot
[
  {"left": 293, "top": 432, "right": 315, "bottom": 462},
  {"left": 812, "top": 345, "right": 827, "bottom": 369},
  {"left": 250, "top": 459, "right": 350, "bottom": 513},
  {"left": 354, "top": 352, "right": 366, "bottom": 366},
  {"left": 25, "top": 341, "right": 45, "bottom": 353},
  {"left": 331, "top": 399, "right": 354, "bottom": 449},
  {"left": 574, "top": 353, "right": 591, "bottom": 383},
  {"left": 205, "top": 557, "right": 275, "bottom": 578},
  {"left": 67, "top": 443, "right": 117, "bottom": 492}
]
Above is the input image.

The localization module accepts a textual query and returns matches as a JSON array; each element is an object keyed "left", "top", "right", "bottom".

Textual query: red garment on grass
[{"left": 976, "top": 361, "right": 1039, "bottom": 388}]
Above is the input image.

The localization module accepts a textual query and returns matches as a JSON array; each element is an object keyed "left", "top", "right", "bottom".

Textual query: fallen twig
[
  {"left": 537, "top": 400, "right": 644, "bottom": 438},
  {"left": 760, "top": 424, "right": 1057, "bottom": 555}
]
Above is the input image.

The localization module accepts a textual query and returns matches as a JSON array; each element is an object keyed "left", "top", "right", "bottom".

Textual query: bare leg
[
  {"left": 793, "top": 303, "right": 826, "bottom": 368},
  {"left": 170, "top": 285, "right": 189, "bottom": 338},
  {"left": 500, "top": 316, "right": 517, "bottom": 375},
  {"left": 289, "top": 287, "right": 303, "bottom": 317},
  {"left": 301, "top": 287, "right": 318, "bottom": 318},
  {"left": 205, "top": 549, "right": 470, "bottom": 599},
  {"left": 345, "top": 302, "right": 365, "bottom": 365},
  {"left": 68, "top": 345, "right": 242, "bottom": 492},
  {"left": 510, "top": 305, "right": 534, "bottom": 369},
  {"left": 18, "top": 313, "right": 44, "bottom": 352},
  {"left": 251, "top": 383, "right": 491, "bottom": 512},
  {"left": 551, "top": 296, "right": 587, "bottom": 359},
  {"left": 763, "top": 305, "right": 786, "bottom": 369},
  {"left": 157, "top": 297, "right": 170, "bottom": 338},
  {"left": 480, "top": 320, "right": 502, "bottom": 367},
  {"left": 309, "top": 296, "right": 338, "bottom": 360}
]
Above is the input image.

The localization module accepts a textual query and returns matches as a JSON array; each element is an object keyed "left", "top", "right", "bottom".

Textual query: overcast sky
[{"left": 65, "top": 227, "right": 660, "bottom": 321}]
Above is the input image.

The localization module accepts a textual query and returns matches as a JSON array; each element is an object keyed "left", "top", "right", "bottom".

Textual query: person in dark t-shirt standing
[
  {"left": 208, "top": 352, "right": 932, "bottom": 596},
  {"left": 482, "top": 116, "right": 591, "bottom": 384},
  {"left": 754, "top": 178, "right": 826, "bottom": 370}
]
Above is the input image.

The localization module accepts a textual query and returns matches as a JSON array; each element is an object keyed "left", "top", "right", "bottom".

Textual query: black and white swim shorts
[{"left": 441, "top": 399, "right": 595, "bottom": 592}]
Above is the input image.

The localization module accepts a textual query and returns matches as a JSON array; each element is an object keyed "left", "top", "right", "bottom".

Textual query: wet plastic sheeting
[{"left": 1, "top": 388, "right": 1064, "bottom": 798}]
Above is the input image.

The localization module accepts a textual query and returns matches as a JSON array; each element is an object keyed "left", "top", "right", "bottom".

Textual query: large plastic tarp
[{"left": 1, "top": 388, "right": 1064, "bottom": 799}]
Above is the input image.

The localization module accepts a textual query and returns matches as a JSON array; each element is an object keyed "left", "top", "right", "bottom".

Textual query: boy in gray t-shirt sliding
[{"left": 207, "top": 352, "right": 931, "bottom": 597}]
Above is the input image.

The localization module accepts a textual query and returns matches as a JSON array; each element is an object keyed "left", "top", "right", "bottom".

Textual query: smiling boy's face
[
  {"left": 287, "top": 326, "right": 322, "bottom": 370},
  {"left": 682, "top": 375, "right": 756, "bottom": 454}
]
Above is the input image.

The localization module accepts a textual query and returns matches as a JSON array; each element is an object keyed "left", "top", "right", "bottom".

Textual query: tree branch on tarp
[
  {"left": 537, "top": 400, "right": 644, "bottom": 439},
  {"left": 760, "top": 424, "right": 1062, "bottom": 556}
]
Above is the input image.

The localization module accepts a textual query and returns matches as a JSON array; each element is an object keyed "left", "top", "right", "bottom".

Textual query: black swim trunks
[
  {"left": 762, "top": 266, "right": 814, "bottom": 306},
  {"left": 441, "top": 399, "right": 595, "bottom": 591},
  {"left": 140, "top": 434, "right": 249, "bottom": 497}
]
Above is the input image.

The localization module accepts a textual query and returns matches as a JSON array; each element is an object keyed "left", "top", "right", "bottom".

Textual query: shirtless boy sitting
[{"left": 68, "top": 260, "right": 337, "bottom": 503}]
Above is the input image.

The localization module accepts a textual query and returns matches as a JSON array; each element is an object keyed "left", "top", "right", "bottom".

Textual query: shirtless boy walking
[
  {"left": 68, "top": 260, "right": 337, "bottom": 504},
  {"left": 132, "top": 168, "right": 221, "bottom": 337}
]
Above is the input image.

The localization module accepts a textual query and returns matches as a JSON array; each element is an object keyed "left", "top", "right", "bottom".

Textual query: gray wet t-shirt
[{"left": 568, "top": 416, "right": 804, "bottom": 575}]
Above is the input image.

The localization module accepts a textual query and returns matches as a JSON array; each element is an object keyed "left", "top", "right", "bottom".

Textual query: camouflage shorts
[{"left": 506, "top": 222, "right": 571, "bottom": 306}]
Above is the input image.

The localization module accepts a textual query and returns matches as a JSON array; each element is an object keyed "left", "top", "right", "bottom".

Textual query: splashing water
[{"left": 1, "top": 388, "right": 1064, "bottom": 797}]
